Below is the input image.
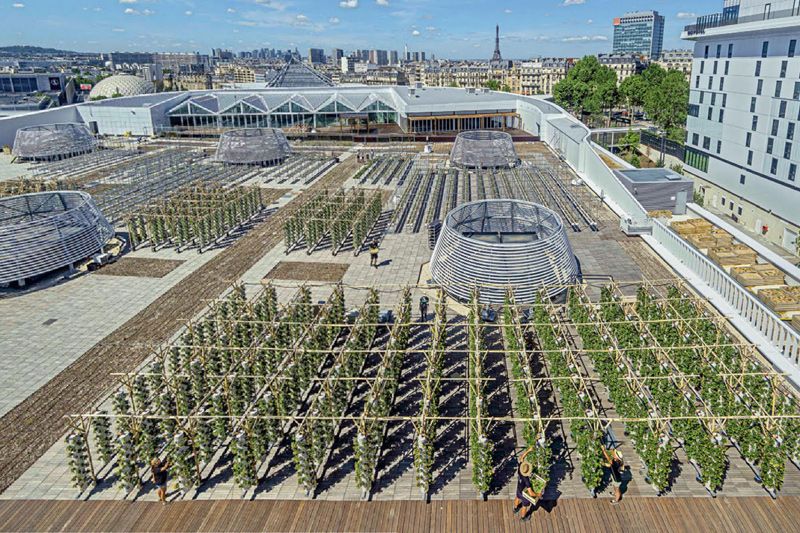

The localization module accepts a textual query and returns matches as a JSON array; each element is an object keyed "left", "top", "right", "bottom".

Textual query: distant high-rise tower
[{"left": 491, "top": 25, "right": 502, "bottom": 63}]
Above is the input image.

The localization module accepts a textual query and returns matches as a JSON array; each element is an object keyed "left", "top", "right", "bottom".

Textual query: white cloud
[
  {"left": 376, "top": 0, "right": 389, "bottom": 5},
  {"left": 227, "top": 8, "right": 236, "bottom": 13},
  {"left": 561, "top": 34, "right": 608, "bottom": 42},
  {"left": 112, "top": 28, "right": 125, "bottom": 32},
  {"left": 677, "top": 12, "right": 697, "bottom": 19},
  {"left": 329, "top": 16, "right": 340, "bottom": 24},
  {"left": 587, "top": 19, "right": 593, "bottom": 24},
  {"left": 124, "top": 7, "right": 154, "bottom": 15},
  {"left": 184, "top": 10, "right": 192, "bottom": 15},
  {"left": 411, "top": 29, "right": 420, "bottom": 36},
  {"left": 562, "top": 0, "right": 585, "bottom": 5},
  {"left": 11, "top": 2, "right": 24, "bottom": 7},
  {"left": 504, "top": 9, "right": 512, "bottom": 14},
  {"left": 119, "top": 0, "right": 137, "bottom": 3},
  {"left": 339, "top": 0, "right": 358, "bottom": 8}
]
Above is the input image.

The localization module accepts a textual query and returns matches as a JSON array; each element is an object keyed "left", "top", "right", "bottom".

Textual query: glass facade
[{"left": 612, "top": 11, "right": 665, "bottom": 59}]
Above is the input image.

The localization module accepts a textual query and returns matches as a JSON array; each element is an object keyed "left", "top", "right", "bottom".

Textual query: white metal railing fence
[{"left": 651, "top": 219, "right": 800, "bottom": 364}]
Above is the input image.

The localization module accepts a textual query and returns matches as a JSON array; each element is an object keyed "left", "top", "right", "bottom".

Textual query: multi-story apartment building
[
  {"left": 682, "top": 0, "right": 800, "bottom": 251},
  {"left": 519, "top": 59, "right": 570, "bottom": 95},
  {"left": 655, "top": 49, "right": 694, "bottom": 82},
  {"left": 597, "top": 54, "right": 643, "bottom": 83},
  {"left": 613, "top": 10, "right": 665, "bottom": 59}
]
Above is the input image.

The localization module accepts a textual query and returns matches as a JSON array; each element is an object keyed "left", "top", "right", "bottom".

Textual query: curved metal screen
[
  {"left": 449, "top": 130, "right": 519, "bottom": 169},
  {"left": 0, "top": 191, "right": 114, "bottom": 284},
  {"left": 12, "top": 123, "right": 97, "bottom": 161},
  {"left": 215, "top": 128, "right": 291, "bottom": 165},
  {"left": 430, "top": 200, "right": 578, "bottom": 304}
]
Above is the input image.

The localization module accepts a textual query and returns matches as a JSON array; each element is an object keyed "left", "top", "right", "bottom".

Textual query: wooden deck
[{"left": 1, "top": 497, "right": 797, "bottom": 532}]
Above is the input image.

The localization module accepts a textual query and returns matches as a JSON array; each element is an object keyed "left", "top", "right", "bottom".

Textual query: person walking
[
  {"left": 419, "top": 295, "right": 429, "bottom": 322},
  {"left": 150, "top": 457, "right": 171, "bottom": 505},
  {"left": 369, "top": 240, "right": 380, "bottom": 268},
  {"left": 603, "top": 447, "right": 625, "bottom": 504},
  {"left": 513, "top": 447, "right": 541, "bottom": 521}
]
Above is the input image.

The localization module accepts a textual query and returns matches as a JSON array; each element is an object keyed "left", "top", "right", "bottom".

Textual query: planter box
[
  {"left": 732, "top": 264, "right": 786, "bottom": 287},
  {"left": 709, "top": 245, "right": 757, "bottom": 267}
]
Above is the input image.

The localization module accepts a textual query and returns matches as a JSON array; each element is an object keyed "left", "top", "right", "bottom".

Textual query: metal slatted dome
[
  {"left": 12, "top": 123, "right": 97, "bottom": 161},
  {"left": 430, "top": 200, "right": 578, "bottom": 304},
  {"left": 450, "top": 130, "right": 520, "bottom": 169},
  {"left": 215, "top": 128, "right": 291, "bottom": 166},
  {"left": 0, "top": 191, "right": 114, "bottom": 285}
]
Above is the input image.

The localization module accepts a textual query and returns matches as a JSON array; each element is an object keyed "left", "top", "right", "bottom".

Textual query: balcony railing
[{"left": 684, "top": 6, "right": 800, "bottom": 36}]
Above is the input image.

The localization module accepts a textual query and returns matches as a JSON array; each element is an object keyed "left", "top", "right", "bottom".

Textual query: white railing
[{"left": 651, "top": 219, "right": 800, "bottom": 366}]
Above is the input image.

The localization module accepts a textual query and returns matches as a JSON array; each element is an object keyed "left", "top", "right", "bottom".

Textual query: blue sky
[{"left": 2, "top": 0, "right": 723, "bottom": 58}]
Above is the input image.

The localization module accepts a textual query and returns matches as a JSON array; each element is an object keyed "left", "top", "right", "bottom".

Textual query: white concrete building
[{"left": 682, "top": 0, "right": 800, "bottom": 252}]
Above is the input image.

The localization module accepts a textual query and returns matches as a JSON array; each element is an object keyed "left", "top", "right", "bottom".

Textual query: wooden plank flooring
[{"left": 0, "top": 497, "right": 796, "bottom": 532}]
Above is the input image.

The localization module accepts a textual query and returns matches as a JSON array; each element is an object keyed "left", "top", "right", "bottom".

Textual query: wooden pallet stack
[
  {"left": 760, "top": 286, "right": 800, "bottom": 318},
  {"left": 731, "top": 264, "right": 786, "bottom": 288},
  {"left": 709, "top": 244, "right": 757, "bottom": 267}
]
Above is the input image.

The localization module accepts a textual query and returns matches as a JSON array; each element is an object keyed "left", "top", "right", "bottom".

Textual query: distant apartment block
[
  {"left": 682, "top": 0, "right": 800, "bottom": 251},
  {"left": 613, "top": 10, "right": 665, "bottom": 59}
]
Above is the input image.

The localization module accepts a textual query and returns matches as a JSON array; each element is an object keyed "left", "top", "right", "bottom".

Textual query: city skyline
[{"left": 1, "top": 0, "right": 723, "bottom": 58}]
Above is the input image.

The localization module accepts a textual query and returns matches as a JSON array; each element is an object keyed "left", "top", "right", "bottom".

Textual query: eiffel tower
[{"left": 491, "top": 25, "right": 502, "bottom": 63}]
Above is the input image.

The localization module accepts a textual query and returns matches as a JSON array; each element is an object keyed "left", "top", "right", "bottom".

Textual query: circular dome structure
[
  {"left": 430, "top": 200, "right": 578, "bottom": 304},
  {"left": 450, "top": 130, "right": 520, "bottom": 169},
  {"left": 12, "top": 123, "right": 97, "bottom": 161},
  {"left": 215, "top": 128, "right": 291, "bottom": 166},
  {"left": 89, "top": 74, "right": 154, "bottom": 100},
  {"left": 0, "top": 191, "right": 114, "bottom": 285}
]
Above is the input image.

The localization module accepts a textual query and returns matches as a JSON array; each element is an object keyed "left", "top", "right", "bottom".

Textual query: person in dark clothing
[
  {"left": 419, "top": 295, "right": 429, "bottom": 322},
  {"left": 603, "top": 447, "right": 625, "bottom": 504},
  {"left": 150, "top": 457, "right": 171, "bottom": 504},
  {"left": 369, "top": 240, "right": 379, "bottom": 268},
  {"left": 513, "top": 447, "right": 540, "bottom": 520}
]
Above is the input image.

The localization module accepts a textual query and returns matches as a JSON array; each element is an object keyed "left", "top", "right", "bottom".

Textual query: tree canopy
[{"left": 553, "top": 56, "right": 618, "bottom": 119}]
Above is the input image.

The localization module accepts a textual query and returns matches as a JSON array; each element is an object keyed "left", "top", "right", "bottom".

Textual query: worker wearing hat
[
  {"left": 513, "top": 447, "right": 541, "bottom": 521},
  {"left": 603, "top": 447, "right": 625, "bottom": 504}
]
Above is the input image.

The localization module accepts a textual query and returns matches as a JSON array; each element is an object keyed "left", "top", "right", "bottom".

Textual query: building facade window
[
  {"left": 688, "top": 104, "right": 700, "bottom": 117},
  {"left": 762, "top": 41, "right": 769, "bottom": 58},
  {"left": 780, "top": 60, "right": 788, "bottom": 78},
  {"left": 728, "top": 43, "right": 734, "bottom": 58},
  {"left": 788, "top": 123, "right": 796, "bottom": 141},
  {"left": 722, "top": 94, "right": 727, "bottom": 107},
  {"left": 785, "top": 142, "right": 793, "bottom": 159},
  {"left": 703, "top": 136, "right": 711, "bottom": 149},
  {"left": 771, "top": 157, "right": 778, "bottom": 174},
  {"left": 746, "top": 132, "right": 752, "bottom": 147},
  {"left": 772, "top": 119, "right": 780, "bottom": 136},
  {"left": 750, "top": 97, "right": 757, "bottom": 112},
  {"left": 717, "top": 140, "right": 722, "bottom": 153},
  {"left": 739, "top": 174, "right": 746, "bottom": 185},
  {"left": 780, "top": 101, "right": 787, "bottom": 118},
  {"left": 716, "top": 44, "right": 721, "bottom": 58},
  {"left": 794, "top": 81, "right": 800, "bottom": 100},
  {"left": 790, "top": 163, "right": 797, "bottom": 182},
  {"left": 700, "top": 91, "right": 705, "bottom": 103},
  {"left": 719, "top": 109, "right": 724, "bottom": 123},
  {"left": 755, "top": 60, "right": 761, "bottom": 76},
  {"left": 692, "top": 133, "right": 700, "bottom": 145},
  {"left": 700, "top": 61, "right": 705, "bottom": 73},
  {"left": 704, "top": 45, "right": 709, "bottom": 59},
  {"left": 767, "top": 138, "right": 774, "bottom": 154},
  {"left": 757, "top": 79, "right": 763, "bottom": 95},
  {"left": 708, "top": 107, "right": 714, "bottom": 120},
  {"left": 775, "top": 80, "right": 782, "bottom": 97},
  {"left": 752, "top": 116, "right": 759, "bottom": 131},
  {"left": 695, "top": 75, "right": 700, "bottom": 88},
  {"left": 711, "top": 93, "right": 717, "bottom": 105},
  {"left": 713, "top": 61, "right": 718, "bottom": 74},
  {"left": 789, "top": 39, "right": 797, "bottom": 58},
  {"left": 748, "top": 150, "right": 754, "bottom": 165},
  {"left": 725, "top": 61, "right": 730, "bottom": 75}
]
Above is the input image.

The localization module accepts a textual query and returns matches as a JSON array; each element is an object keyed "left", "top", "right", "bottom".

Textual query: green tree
[
  {"left": 483, "top": 79, "right": 501, "bottom": 91},
  {"left": 553, "top": 56, "right": 618, "bottom": 125},
  {"left": 644, "top": 69, "right": 688, "bottom": 132},
  {"left": 619, "top": 129, "right": 641, "bottom": 157},
  {"left": 501, "top": 84, "right": 512, "bottom": 93},
  {"left": 619, "top": 74, "right": 646, "bottom": 118}
]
